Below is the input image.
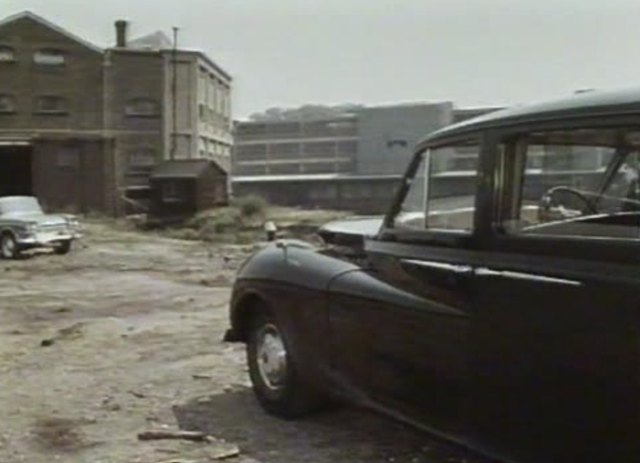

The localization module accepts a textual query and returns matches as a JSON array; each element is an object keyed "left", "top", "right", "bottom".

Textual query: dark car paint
[{"left": 226, "top": 88, "right": 640, "bottom": 463}]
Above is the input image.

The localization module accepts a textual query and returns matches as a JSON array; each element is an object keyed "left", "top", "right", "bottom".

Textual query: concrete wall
[
  {"left": 233, "top": 117, "right": 359, "bottom": 176},
  {"left": 161, "top": 51, "right": 233, "bottom": 170},
  {"left": 195, "top": 54, "right": 233, "bottom": 172},
  {"left": 233, "top": 177, "right": 403, "bottom": 214},
  {"left": 355, "top": 103, "right": 453, "bottom": 175}
]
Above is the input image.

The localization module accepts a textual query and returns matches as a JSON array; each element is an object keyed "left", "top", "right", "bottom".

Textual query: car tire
[
  {"left": 54, "top": 240, "right": 72, "bottom": 255},
  {"left": 0, "top": 233, "right": 20, "bottom": 259},
  {"left": 247, "top": 309, "right": 323, "bottom": 418}
]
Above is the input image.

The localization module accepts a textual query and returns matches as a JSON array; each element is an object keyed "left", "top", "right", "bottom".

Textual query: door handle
[
  {"left": 475, "top": 267, "right": 582, "bottom": 286},
  {"left": 401, "top": 259, "right": 473, "bottom": 275}
]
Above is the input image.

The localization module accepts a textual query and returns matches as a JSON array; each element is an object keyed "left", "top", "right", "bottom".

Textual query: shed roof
[{"left": 151, "top": 160, "right": 223, "bottom": 179}]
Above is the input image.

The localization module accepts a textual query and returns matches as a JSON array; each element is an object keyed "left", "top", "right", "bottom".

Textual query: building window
[
  {"left": 0, "top": 94, "right": 16, "bottom": 114},
  {"left": 0, "top": 46, "right": 15, "bottom": 62},
  {"left": 34, "top": 96, "right": 67, "bottom": 114},
  {"left": 162, "top": 182, "right": 187, "bottom": 203},
  {"left": 125, "top": 98, "right": 159, "bottom": 117},
  {"left": 387, "top": 139, "right": 408, "bottom": 148},
  {"left": 33, "top": 49, "right": 65, "bottom": 66},
  {"left": 56, "top": 148, "right": 80, "bottom": 169}
]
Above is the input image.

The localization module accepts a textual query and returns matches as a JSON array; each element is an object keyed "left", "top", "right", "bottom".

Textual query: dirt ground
[{"left": 0, "top": 221, "right": 485, "bottom": 463}]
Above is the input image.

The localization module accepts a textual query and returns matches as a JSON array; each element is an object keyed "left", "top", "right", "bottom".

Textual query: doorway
[{"left": 0, "top": 145, "right": 33, "bottom": 197}]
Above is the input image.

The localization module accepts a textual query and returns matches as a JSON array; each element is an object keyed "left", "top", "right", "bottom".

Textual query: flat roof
[
  {"left": 152, "top": 160, "right": 216, "bottom": 179},
  {"left": 421, "top": 87, "right": 640, "bottom": 147}
]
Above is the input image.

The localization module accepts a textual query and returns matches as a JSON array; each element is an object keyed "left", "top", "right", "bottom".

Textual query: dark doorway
[{"left": 0, "top": 145, "right": 33, "bottom": 197}]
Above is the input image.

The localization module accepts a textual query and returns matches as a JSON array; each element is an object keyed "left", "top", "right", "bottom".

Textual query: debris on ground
[
  {"left": 137, "top": 429, "right": 208, "bottom": 442},
  {"left": 40, "top": 321, "right": 85, "bottom": 347}
]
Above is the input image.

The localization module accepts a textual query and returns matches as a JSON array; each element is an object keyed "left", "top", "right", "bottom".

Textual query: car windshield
[{"left": 0, "top": 197, "right": 43, "bottom": 215}]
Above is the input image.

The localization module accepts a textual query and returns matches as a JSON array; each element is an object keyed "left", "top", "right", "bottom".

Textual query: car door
[
  {"left": 328, "top": 139, "right": 485, "bottom": 437},
  {"left": 471, "top": 126, "right": 640, "bottom": 463}
]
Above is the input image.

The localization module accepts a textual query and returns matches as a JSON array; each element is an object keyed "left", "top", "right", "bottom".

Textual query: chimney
[{"left": 115, "top": 20, "right": 128, "bottom": 48}]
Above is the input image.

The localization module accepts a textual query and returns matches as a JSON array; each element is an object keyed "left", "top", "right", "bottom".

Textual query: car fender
[{"left": 228, "top": 241, "right": 361, "bottom": 389}]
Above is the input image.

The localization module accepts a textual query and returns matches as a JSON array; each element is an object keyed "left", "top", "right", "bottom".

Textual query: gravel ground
[{"left": 0, "top": 221, "right": 486, "bottom": 463}]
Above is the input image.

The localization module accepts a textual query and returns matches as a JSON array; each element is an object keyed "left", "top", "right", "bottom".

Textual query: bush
[{"left": 232, "top": 195, "right": 267, "bottom": 219}]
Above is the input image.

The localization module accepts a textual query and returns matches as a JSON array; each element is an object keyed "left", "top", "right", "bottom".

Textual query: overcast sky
[{"left": 5, "top": 0, "right": 640, "bottom": 118}]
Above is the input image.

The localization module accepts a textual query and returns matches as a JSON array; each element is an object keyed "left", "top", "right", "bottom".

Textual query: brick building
[{"left": 0, "top": 11, "right": 232, "bottom": 215}]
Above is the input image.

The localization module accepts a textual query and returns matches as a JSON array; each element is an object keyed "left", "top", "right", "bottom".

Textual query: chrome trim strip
[
  {"left": 475, "top": 267, "right": 582, "bottom": 286},
  {"left": 402, "top": 259, "right": 473, "bottom": 274}
]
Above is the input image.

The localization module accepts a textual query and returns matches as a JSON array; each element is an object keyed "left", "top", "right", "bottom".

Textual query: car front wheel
[
  {"left": 247, "top": 310, "right": 323, "bottom": 418},
  {"left": 1, "top": 233, "right": 20, "bottom": 259}
]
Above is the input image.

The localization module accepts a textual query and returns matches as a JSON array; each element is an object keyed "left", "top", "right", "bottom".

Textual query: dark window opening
[
  {"left": 125, "top": 98, "right": 160, "bottom": 117},
  {"left": 34, "top": 96, "right": 68, "bottom": 114},
  {"left": 0, "top": 94, "right": 17, "bottom": 114}
]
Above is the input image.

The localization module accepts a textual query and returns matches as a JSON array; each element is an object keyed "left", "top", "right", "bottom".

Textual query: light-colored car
[{"left": 0, "top": 196, "right": 81, "bottom": 259}]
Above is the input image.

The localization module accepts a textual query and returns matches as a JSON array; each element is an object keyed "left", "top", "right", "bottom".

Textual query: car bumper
[{"left": 16, "top": 231, "right": 82, "bottom": 247}]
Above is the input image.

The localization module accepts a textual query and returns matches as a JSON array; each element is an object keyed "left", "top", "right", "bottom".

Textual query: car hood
[
  {"left": 317, "top": 216, "right": 383, "bottom": 247},
  {"left": 2, "top": 212, "right": 69, "bottom": 226}
]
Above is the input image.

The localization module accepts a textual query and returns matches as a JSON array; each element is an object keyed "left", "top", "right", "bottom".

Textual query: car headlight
[
  {"left": 24, "top": 222, "right": 39, "bottom": 234},
  {"left": 65, "top": 217, "right": 80, "bottom": 229}
]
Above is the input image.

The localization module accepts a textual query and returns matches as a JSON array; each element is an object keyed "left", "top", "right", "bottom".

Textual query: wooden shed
[{"left": 148, "top": 160, "right": 228, "bottom": 222}]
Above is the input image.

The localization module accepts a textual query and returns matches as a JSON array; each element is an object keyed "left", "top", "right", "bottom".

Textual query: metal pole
[{"left": 170, "top": 26, "right": 179, "bottom": 160}]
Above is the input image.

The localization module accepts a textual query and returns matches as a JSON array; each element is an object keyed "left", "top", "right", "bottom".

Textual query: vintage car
[
  {"left": 224, "top": 88, "right": 640, "bottom": 462},
  {"left": 0, "top": 196, "right": 81, "bottom": 259}
]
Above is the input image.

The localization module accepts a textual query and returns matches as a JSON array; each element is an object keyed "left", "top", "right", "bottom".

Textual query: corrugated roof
[{"left": 151, "top": 160, "right": 215, "bottom": 179}]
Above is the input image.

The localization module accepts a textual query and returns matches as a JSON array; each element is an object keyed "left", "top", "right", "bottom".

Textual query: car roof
[{"left": 418, "top": 87, "right": 640, "bottom": 149}]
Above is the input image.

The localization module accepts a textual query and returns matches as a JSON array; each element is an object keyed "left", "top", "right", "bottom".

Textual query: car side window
[
  {"left": 393, "top": 141, "right": 480, "bottom": 233},
  {"left": 498, "top": 128, "right": 640, "bottom": 240}
]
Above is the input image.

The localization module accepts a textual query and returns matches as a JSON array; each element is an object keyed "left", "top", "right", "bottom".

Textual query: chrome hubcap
[{"left": 256, "top": 324, "right": 287, "bottom": 391}]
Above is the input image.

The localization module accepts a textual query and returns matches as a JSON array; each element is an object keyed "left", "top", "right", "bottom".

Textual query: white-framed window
[
  {"left": 34, "top": 95, "right": 67, "bottom": 114},
  {"left": 33, "top": 49, "right": 65, "bottom": 66},
  {"left": 125, "top": 98, "right": 159, "bottom": 117},
  {"left": 0, "top": 94, "right": 16, "bottom": 113},
  {"left": 0, "top": 46, "right": 15, "bottom": 62}
]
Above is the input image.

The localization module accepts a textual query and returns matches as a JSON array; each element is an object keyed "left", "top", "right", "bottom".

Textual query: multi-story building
[
  {"left": 233, "top": 103, "right": 499, "bottom": 212},
  {"left": 233, "top": 115, "right": 359, "bottom": 176},
  {"left": 0, "top": 11, "right": 232, "bottom": 214}
]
